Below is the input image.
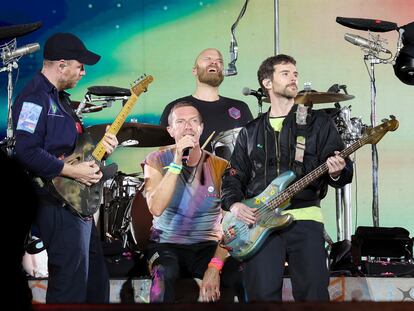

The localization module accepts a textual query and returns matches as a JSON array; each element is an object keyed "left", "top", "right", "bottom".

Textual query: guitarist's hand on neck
[
  {"left": 326, "top": 151, "right": 346, "bottom": 179},
  {"left": 60, "top": 160, "right": 103, "bottom": 186},
  {"left": 101, "top": 126, "right": 119, "bottom": 156}
]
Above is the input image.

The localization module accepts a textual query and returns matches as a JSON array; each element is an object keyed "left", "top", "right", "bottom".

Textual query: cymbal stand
[
  {"left": 0, "top": 39, "right": 19, "bottom": 156},
  {"left": 334, "top": 104, "right": 362, "bottom": 241}
]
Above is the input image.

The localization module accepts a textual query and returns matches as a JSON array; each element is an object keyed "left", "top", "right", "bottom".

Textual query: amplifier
[
  {"left": 359, "top": 260, "right": 414, "bottom": 277},
  {"left": 351, "top": 226, "right": 413, "bottom": 266}
]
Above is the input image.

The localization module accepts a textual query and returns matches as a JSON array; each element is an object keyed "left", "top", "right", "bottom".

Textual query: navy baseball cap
[{"left": 43, "top": 32, "right": 101, "bottom": 65}]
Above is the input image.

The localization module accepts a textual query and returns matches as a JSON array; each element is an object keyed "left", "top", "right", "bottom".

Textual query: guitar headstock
[
  {"left": 130, "top": 74, "right": 154, "bottom": 96},
  {"left": 364, "top": 116, "right": 399, "bottom": 145}
]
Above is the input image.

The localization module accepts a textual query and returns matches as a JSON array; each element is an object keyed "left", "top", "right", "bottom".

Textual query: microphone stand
[
  {"left": 0, "top": 60, "right": 18, "bottom": 156},
  {"left": 364, "top": 53, "right": 382, "bottom": 227}
]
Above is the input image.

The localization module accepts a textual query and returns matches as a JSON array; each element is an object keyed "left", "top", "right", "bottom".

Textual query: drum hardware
[
  {"left": 337, "top": 18, "right": 409, "bottom": 227},
  {"left": 86, "top": 122, "right": 175, "bottom": 147},
  {"left": 211, "top": 127, "right": 242, "bottom": 161},
  {"left": 334, "top": 104, "right": 367, "bottom": 144},
  {"left": 317, "top": 82, "right": 362, "bottom": 242},
  {"left": 70, "top": 100, "right": 103, "bottom": 113},
  {"left": 74, "top": 86, "right": 131, "bottom": 122},
  {"left": 102, "top": 172, "right": 144, "bottom": 248},
  {"left": 331, "top": 102, "right": 367, "bottom": 241},
  {"left": 0, "top": 22, "right": 42, "bottom": 156}
]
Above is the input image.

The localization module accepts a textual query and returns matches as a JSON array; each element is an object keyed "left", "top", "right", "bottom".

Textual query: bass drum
[
  {"left": 210, "top": 127, "right": 242, "bottom": 161},
  {"left": 130, "top": 187, "right": 153, "bottom": 252}
]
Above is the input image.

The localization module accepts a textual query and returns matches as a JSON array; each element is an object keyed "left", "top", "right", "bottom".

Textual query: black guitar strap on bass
[
  {"left": 292, "top": 104, "right": 310, "bottom": 176},
  {"left": 294, "top": 104, "right": 309, "bottom": 163}
]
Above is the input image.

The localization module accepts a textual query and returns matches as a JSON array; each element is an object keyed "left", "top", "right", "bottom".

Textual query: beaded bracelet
[
  {"left": 167, "top": 162, "right": 182, "bottom": 175},
  {"left": 208, "top": 257, "right": 224, "bottom": 272}
]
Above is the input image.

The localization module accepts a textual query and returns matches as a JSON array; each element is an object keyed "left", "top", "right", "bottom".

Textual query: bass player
[{"left": 221, "top": 54, "right": 353, "bottom": 302}]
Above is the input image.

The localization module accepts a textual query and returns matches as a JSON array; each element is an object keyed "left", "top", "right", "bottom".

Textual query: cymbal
[
  {"left": 295, "top": 91, "right": 355, "bottom": 105},
  {"left": 262, "top": 91, "right": 355, "bottom": 105},
  {"left": 86, "top": 122, "right": 175, "bottom": 147},
  {"left": 0, "top": 21, "right": 42, "bottom": 41}
]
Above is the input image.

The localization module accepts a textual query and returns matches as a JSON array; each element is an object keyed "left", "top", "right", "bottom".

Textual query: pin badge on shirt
[{"left": 228, "top": 107, "right": 241, "bottom": 120}]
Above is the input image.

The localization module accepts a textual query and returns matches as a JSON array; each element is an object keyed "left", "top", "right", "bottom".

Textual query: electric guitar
[
  {"left": 221, "top": 117, "right": 399, "bottom": 260},
  {"left": 48, "top": 75, "right": 153, "bottom": 217}
]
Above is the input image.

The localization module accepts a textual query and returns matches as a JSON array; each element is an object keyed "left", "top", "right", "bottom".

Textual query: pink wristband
[{"left": 208, "top": 257, "right": 224, "bottom": 271}]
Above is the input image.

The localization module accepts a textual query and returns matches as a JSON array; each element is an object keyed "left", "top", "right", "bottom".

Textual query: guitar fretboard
[
  {"left": 92, "top": 94, "right": 138, "bottom": 161},
  {"left": 268, "top": 133, "right": 370, "bottom": 209}
]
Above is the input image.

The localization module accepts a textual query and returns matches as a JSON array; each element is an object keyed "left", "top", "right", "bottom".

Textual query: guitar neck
[
  {"left": 92, "top": 93, "right": 138, "bottom": 161},
  {"left": 270, "top": 135, "right": 369, "bottom": 208}
]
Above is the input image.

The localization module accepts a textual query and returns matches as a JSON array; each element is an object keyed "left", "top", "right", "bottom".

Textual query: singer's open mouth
[{"left": 208, "top": 67, "right": 218, "bottom": 73}]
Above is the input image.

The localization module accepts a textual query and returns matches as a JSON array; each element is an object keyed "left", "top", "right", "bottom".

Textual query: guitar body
[
  {"left": 221, "top": 171, "right": 296, "bottom": 260},
  {"left": 50, "top": 133, "right": 104, "bottom": 217}
]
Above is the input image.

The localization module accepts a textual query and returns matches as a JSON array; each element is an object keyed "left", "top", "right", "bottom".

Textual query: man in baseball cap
[{"left": 12, "top": 32, "right": 116, "bottom": 303}]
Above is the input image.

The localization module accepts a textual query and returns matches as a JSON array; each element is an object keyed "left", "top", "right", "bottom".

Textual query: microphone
[
  {"left": 344, "top": 33, "right": 391, "bottom": 53},
  {"left": 182, "top": 147, "right": 191, "bottom": 165},
  {"left": 336, "top": 17, "right": 398, "bottom": 33},
  {"left": 242, "top": 87, "right": 265, "bottom": 99},
  {"left": 1, "top": 43, "right": 40, "bottom": 61},
  {"left": 223, "top": 38, "right": 238, "bottom": 76}
]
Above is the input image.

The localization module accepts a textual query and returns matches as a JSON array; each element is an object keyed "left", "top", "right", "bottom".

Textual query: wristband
[
  {"left": 208, "top": 257, "right": 224, "bottom": 272},
  {"left": 167, "top": 162, "right": 182, "bottom": 175}
]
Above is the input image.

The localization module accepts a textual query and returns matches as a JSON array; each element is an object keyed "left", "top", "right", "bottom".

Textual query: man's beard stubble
[{"left": 196, "top": 66, "right": 224, "bottom": 87}]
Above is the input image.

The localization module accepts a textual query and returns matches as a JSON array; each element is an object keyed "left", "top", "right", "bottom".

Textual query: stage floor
[{"left": 29, "top": 276, "right": 414, "bottom": 303}]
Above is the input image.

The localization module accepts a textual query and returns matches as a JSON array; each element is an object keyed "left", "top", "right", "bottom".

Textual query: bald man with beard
[{"left": 160, "top": 48, "right": 253, "bottom": 155}]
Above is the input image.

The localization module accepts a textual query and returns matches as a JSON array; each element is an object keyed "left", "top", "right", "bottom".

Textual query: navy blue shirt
[{"left": 12, "top": 72, "right": 78, "bottom": 180}]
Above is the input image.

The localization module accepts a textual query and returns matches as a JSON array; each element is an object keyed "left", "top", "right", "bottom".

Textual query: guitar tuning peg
[
  {"left": 389, "top": 115, "right": 396, "bottom": 120},
  {"left": 381, "top": 118, "right": 388, "bottom": 123}
]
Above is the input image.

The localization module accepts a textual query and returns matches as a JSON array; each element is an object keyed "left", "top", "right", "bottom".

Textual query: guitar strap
[
  {"left": 293, "top": 104, "right": 310, "bottom": 176},
  {"left": 59, "top": 91, "right": 84, "bottom": 134}
]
